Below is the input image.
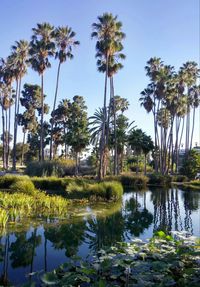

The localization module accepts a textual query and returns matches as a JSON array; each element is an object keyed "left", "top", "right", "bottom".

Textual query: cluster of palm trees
[
  {"left": 91, "top": 13, "right": 126, "bottom": 179},
  {"left": 140, "top": 58, "right": 200, "bottom": 174},
  {"left": 0, "top": 23, "right": 79, "bottom": 170},
  {"left": 1, "top": 13, "right": 198, "bottom": 178}
]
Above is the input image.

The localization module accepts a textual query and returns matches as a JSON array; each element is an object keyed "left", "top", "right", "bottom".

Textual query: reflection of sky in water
[{"left": 0, "top": 188, "right": 200, "bottom": 286}]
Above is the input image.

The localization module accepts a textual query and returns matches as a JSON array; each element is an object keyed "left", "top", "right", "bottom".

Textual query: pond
[{"left": 0, "top": 187, "right": 200, "bottom": 286}]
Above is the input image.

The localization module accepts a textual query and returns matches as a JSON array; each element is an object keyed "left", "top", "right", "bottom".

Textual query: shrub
[
  {"left": 148, "top": 173, "right": 171, "bottom": 186},
  {"left": 66, "top": 181, "right": 123, "bottom": 201},
  {"left": 180, "top": 150, "right": 200, "bottom": 180},
  {"left": 25, "top": 159, "right": 75, "bottom": 177},
  {"left": 120, "top": 174, "right": 148, "bottom": 187},
  {"left": 32, "top": 176, "right": 67, "bottom": 191},
  {"left": 171, "top": 175, "right": 188, "bottom": 183},
  {"left": 0, "top": 174, "right": 30, "bottom": 189},
  {"left": 10, "top": 179, "right": 36, "bottom": 195}
]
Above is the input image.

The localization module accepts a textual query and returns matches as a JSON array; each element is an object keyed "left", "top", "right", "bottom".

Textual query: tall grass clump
[
  {"left": 66, "top": 181, "right": 123, "bottom": 201},
  {"left": 0, "top": 174, "right": 30, "bottom": 189},
  {"left": 25, "top": 159, "right": 75, "bottom": 177},
  {"left": 0, "top": 191, "right": 69, "bottom": 222},
  {"left": 120, "top": 174, "right": 149, "bottom": 188},
  {"left": 0, "top": 208, "right": 8, "bottom": 228},
  {"left": 10, "top": 178, "right": 36, "bottom": 195}
]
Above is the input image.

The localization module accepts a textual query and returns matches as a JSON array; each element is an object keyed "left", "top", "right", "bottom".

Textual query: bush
[
  {"left": 171, "top": 175, "right": 188, "bottom": 183},
  {"left": 25, "top": 159, "right": 75, "bottom": 177},
  {"left": 148, "top": 173, "right": 171, "bottom": 186},
  {"left": 66, "top": 181, "right": 123, "bottom": 201},
  {"left": 120, "top": 174, "right": 149, "bottom": 187},
  {"left": 180, "top": 150, "right": 200, "bottom": 180},
  {"left": 0, "top": 174, "right": 30, "bottom": 189},
  {"left": 10, "top": 179, "right": 36, "bottom": 195}
]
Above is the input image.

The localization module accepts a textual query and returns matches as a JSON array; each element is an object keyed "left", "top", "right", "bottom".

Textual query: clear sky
[{"left": 0, "top": 0, "right": 199, "bottom": 144}]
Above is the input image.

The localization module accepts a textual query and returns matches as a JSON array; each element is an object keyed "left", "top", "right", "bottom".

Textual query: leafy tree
[
  {"left": 180, "top": 150, "right": 200, "bottom": 179},
  {"left": 50, "top": 99, "right": 70, "bottom": 159},
  {"left": 66, "top": 96, "right": 89, "bottom": 175},
  {"left": 128, "top": 129, "right": 153, "bottom": 174},
  {"left": 19, "top": 83, "right": 49, "bottom": 163}
]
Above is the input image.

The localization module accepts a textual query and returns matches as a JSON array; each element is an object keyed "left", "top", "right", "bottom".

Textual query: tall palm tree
[
  {"left": 50, "top": 26, "right": 80, "bottom": 159},
  {"left": 179, "top": 62, "right": 199, "bottom": 152},
  {"left": 9, "top": 40, "right": 29, "bottom": 170},
  {"left": 29, "top": 22, "right": 55, "bottom": 161},
  {"left": 91, "top": 13, "right": 125, "bottom": 179}
]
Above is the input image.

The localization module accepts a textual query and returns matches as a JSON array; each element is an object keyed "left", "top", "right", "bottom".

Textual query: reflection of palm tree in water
[
  {"left": 86, "top": 211, "right": 125, "bottom": 252},
  {"left": 183, "top": 190, "right": 200, "bottom": 234},
  {"left": 152, "top": 188, "right": 183, "bottom": 233},
  {"left": 0, "top": 234, "right": 10, "bottom": 286}
]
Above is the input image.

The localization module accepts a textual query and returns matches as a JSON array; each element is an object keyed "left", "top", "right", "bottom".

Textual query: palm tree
[
  {"left": 91, "top": 13, "right": 125, "bottom": 179},
  {"left": 29, "top": 22, "right": 55, "bottom": 161},
  {"left": 49, "top": 26, "right": 80, "bottom": 159},
  {"left": 9, "top": 40, "right": 29, "bottom": 170}
]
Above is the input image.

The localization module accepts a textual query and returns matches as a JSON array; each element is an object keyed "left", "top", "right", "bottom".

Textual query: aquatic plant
[
  {"left": 0, "top": 208, "right": 8, "bottom": 228},
  {"left": 36, "top": 232, "right": 200, "bottom": 287},
  {"left": 0, "top": 191, "right": 69, "bottom": 223}
]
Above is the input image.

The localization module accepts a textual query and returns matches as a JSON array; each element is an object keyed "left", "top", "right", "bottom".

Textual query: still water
[{"left": 0, "top": 187, "right": 200, "bottom": 286}]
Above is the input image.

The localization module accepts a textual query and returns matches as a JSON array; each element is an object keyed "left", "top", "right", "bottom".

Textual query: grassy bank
[
  {"left": 0, "top": 190, "right": 69, "bottom": 229},
  {"left": 0, "top": 175, "right": 123, "bottom": 204},
  {"left": 30, "top": 231, "right": 200, "bottom": 287}
]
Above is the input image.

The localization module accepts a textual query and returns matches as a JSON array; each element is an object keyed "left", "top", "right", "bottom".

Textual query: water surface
[{"left": 0, "top": 187, "right": 200, "bottom": 286}]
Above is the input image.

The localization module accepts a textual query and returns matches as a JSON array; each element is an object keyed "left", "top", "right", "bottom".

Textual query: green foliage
[
  {"left": 10, "top": 179, "right": 36, "bottom": 195},
  {"left": 171, "top": 175, "right": 188, "bottom": 182},
  {"left": 66, "top": 96, "right": 89, "bottom": 154},
  {"left": 31, "top": 176, "right": 71, "bottom": 191},
  {"left": 25, "top": 159, "right": 75, "bottom": 177},
  {"left": 66, "top": 181, "right": 123, "bottom": 201},
  {"left": 35, "top": 234, "right": 200, "bottom": 287},
  {"left": 120, "top": 174, "right": 149, "bottom": 187},
  {"left": 180, "top": 150, "right": 200, "bottom": 180},
  {"left": 148, "top": 173, "right": 172, "bottom": 186},
  {"left": 0, "top": 208, "right": 8, "bottom": 228},
  {"left": 0, "top": 174, "right": 30, "bottom": 189},
  {"left": 0, "top": 190, "right": 69, "bottom": 222}
]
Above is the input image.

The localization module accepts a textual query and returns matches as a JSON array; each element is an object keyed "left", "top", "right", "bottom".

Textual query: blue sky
[{"left": 1, "top": 0, "right": 199, "bottom": 144}]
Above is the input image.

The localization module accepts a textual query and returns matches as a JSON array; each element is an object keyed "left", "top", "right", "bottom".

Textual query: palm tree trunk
[
  {"left": 50, "top": 61, "right": 61, "bottom": 160},
  {"left": 98, "top": 54, "right": 108, "bottom": 180},
  {"left": 190, "top": 107, "right": 195, "bottom": 150},
  {"left": 112, "top": 77, "right": 118, "bottom": 175},
  {"left": 144, "top": 154, "right": 147, "bottom": 175},
  {"left": 21, "top": 130, "right": 26, "bottom": 165},
  {"left": 1, "top": 107, "right": 6, "bottom": 169},
  {"left": 7, "top": 103, "right": 11, "bottom": 169},
  {"left": 40, "top": 73, "right": 44, "bottom": 161},
  {"left": 75, "top": 151, "right": 79, "bottom": 176},
  {"left": 5, "top": 109, "right": 8, "bottom": 169},
  {"left": 12, "top": 79, "right": 19, "bottom": 171}
]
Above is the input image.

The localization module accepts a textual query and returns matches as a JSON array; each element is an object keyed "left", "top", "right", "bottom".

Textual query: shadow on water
[{"left": 0, "top": 187, "right": 200, "bottom": 285}]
